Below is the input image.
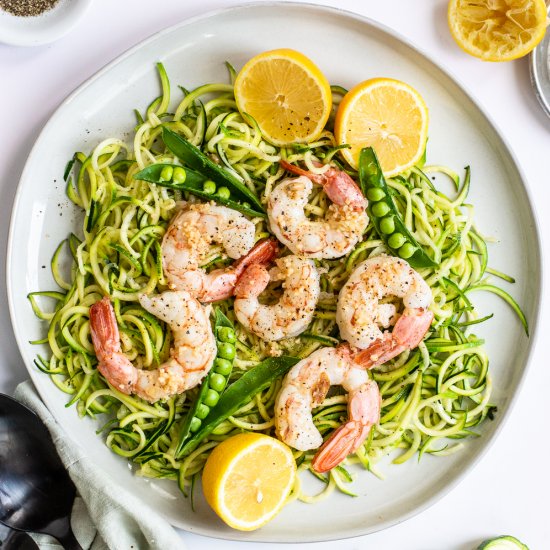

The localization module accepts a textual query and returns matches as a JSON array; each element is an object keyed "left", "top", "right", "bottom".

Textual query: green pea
[
  {"left": 210, "top": 373, "right": 227, "bottom": 392},
  {"left": 218, "top": 342, "right": 235, "bottom": 360},
  {"left": 366, "top": 187, "right": 386, "bottom": 202},
  {"left": 172, "top": 167, "right": 186, "bottom": 184},
  {"left": 379, "top": 216, "right": 395, "bottom": 235},
  {"left": 214, "top": 358, "right": 233, "bottom": 375},
  {"left": 204, "top": 389, "right": 220, "bottom": 408},
  {"left": 398, "top": 242, "right": 416, "bottom": 259},
  {"left": 203, "top": 180, "right": 216, "bottom": 194},
  {"left": 195, "top": 403, "right": 210, "bottom": 420},
  {"left": 242, "top": 202, "right": 251, "bottom": 209},
  {"left": 160, "top": 166, "right": 173, "bottom": 182},
  {"left": 217, "top": 186, "right": 231, "bottom": 200},
  {"left": 189, "top": 417, "right": 202, "bottom": 432},
  {"left": 371, "top": 201, "right": 390, "bottom": 217},
  {"left": 217, "top": 326, "right": 236, "bottom": 343},
  {"left": 388, "top": 232, "right": 406, "bottom": 249}
]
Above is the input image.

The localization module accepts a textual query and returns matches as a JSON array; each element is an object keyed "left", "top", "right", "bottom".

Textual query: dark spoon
[
  {"left": 0, "top": 394, "right": 82, "bottom": 550},
  {"left": 0, "top": 521, "right": 40, "bottom": 549}
]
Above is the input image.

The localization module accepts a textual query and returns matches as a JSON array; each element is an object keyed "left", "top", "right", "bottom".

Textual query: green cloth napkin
[{"left": 14, "top": 381, "right": 187, "bottom": 550}]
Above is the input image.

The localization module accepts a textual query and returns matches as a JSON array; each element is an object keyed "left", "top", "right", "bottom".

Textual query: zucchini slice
[{"left": 477, "top": 535, "right": 529, "bottom": 550}]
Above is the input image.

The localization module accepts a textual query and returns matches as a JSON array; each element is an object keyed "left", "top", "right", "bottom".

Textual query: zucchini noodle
[{"left": 29, "top": 63, "right": 526, "bottom": 502}]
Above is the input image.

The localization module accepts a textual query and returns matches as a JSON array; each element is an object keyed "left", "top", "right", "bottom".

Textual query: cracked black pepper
[{"left": 0, "top": 0, "right": 60, "bottom": 17}]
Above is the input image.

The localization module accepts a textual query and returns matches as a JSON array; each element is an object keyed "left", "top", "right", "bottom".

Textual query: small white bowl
[{"left": 0, "top": 0, "right": 93, "bottom": 46}]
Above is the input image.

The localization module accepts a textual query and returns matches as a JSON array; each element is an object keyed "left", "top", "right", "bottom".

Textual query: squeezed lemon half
[{"left": 448, "top": 0, "right": 548, "bottom": 61}]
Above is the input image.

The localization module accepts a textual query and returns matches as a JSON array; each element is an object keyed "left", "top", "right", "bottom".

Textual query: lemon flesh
[
  {"left": 234, "top": 48, "right": 332, "bottom": 146},
  {"left": 448, "top": 0, "right": 548, "bottom": 61},
  {"left": 202, "top": 433, "right": 296, "bottom": 531},
  {"left": 334, "top": 77, "right": 429, "bottom": 177}
]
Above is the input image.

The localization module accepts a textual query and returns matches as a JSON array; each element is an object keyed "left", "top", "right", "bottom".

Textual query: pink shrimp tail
[
  {"left": 89, "top": 297, "right": 137, "bottom": 394},
  {"left": 280, "top": 159, "right": 366, "bottom": 211},
  {"left": 353, "top": 308, "right": 434, "bottom": 369},
  {"left": 233, "top": 238, "right": 279, "bottom": 278},
  {"left": 394, "top": 308, "right": 434, "bottom": 348},
  {"left": 234, "top": 263, "right": 271, "bottom": 298},
  {"left": 200, "top": 238, "right": 279, "bottom": 302},
  {"left": 312, "top": 380, "right": 381, "bottom": 473},
  {"left": 89, "top": 297, "right": 122, "bottom": 360}
]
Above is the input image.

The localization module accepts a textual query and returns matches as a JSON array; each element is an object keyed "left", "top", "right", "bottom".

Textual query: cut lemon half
[
  {"left": 202, "top": 433, "right": 296, "bottom": 531},
  {"left": 448, "top": 0, "right": 548, "bottom": 61},
  {"left": 334, "top": 78, "right": 429, "bottom": 177},
  {"left": 234, "top": 48, "right": 332, "bottom": 146}
]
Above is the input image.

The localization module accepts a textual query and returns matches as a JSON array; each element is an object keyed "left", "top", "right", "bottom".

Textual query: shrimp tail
[
  {"left": 199, "top": 238, "right": 279, "bottom": 303},
  {"left": 280, "top": 159, "right": 325, "bottom": 185},
  {"left": 234, "top": 263, "right": 270, "bottom": 299},
  {"left": 312, "top": 380, "right": 381, "bottom": 473},
  {"left": 353, "top": 309, "right": 434, "bottom": 368},
  {"left": 233, "top": 238, "right": 279, "bottom": 298},
  {"left": 280, "top": 159, "right": 366, "bottom": 210},
  {"left": 311, "top": 421, "right": 370, "bottom": 473},
  {"left": 393, "top": 308, "right": 434, "bottom": 347},
  {"left": 233, "top": 238, "right": 279, "bottom": 277},
  {"left": 89, "top": 297, "right": 122, "bottom": 359},
  {"left": 89, "top": 297, "right": 137, "bottom": 394},
  {"left": 353, "top": 333, "right": 399, "bottom": 369}
]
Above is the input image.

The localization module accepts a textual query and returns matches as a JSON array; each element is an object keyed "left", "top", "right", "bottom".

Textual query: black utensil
[
  {"left": 0, "top": 394, "right": 82, "bottom": 550},
  {"left": 0, "top": 521, "right": 39, "bottom": 550}
]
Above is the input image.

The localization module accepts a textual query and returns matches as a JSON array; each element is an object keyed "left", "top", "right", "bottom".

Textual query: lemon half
[
  {"left": 334, "top": 77, "right": 429, "bottom": 177},
  {"left": 202, "top": 433, "right": 296, "bottom": 531},
  {"left": 234, "top": 48, "right": 332, "bottom": 146},
  {"left": 448, "top": 0, "right": 548, "bottom": 61}
]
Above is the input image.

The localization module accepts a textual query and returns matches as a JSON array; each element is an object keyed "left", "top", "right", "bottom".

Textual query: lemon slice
[
  {"left": 334, "top": 78, "right": 429, "bottom": 177},
  {"left": 234, "top": 48, "right": 332, "bottom": 146},
  {"left": 202, "top": 433, "right": 296, "bottom": 531},
  {"left": 448, "top": 0, "right": 548, "bottom": 61}
]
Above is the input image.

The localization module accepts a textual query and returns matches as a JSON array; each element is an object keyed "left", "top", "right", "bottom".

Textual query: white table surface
[{"left": 1, "top": 1, "right": 548, "bottom": 548}]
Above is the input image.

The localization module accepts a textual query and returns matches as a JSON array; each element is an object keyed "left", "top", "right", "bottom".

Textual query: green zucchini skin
[{"left": 477, "top": 535, "right": 529, "bottom": 550}]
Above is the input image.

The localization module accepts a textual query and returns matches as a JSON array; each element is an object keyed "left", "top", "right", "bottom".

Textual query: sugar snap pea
[
  {"left": 175, "top": 308, "right": 238, "bottom": 456},
  {"left": 134, "top": 163, "right": 265, "bottom": 218},
  {"left": 359, "top": 147, "right": 437, "bottom": 268},
  {"left": 162, "top": 127, "right": 265, "bottom": 213},
  {"left": 176, "top": 355, "right": 300, "bottom": 457}
]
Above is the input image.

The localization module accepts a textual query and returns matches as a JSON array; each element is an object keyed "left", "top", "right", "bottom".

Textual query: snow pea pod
[
  {"left": 162, "top": 127, "right": 265, "bottom": 213},
  {"left": 358, "top": 147, "right": 437, "bottom": 269},
  {"left": 175, "top": 309, "right": 237, "bottom": 455},
  {"left": 176, "top": 355, "right": 300, "bottom": 457},
  {"left": 134, "top": 163, "right": 265, "bottom": 218}
]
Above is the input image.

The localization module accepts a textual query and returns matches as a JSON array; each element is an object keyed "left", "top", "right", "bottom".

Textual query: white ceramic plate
[
  {"left": 7, "top": 2, "right": 542, "bottom": 543},
  {"left": 0, "top": 0, "right": 92, "bottom": 47}
]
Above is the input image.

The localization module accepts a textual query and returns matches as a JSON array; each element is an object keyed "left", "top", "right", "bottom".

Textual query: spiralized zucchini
[{"left": 29, "top": 62, "right": 526, "bottom": 501}]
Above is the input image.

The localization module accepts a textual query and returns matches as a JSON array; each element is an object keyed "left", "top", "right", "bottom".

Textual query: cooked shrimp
[
  {"left": 337, "top": 255, "right": 433, "bottom": 367},
  {"left": 89, "top": 292, "right": 217, "bottom": 403},
  {"left": 275, "top": 346, "right": 381, "bottom": 473},
  {"left": 267, "top": 161, "right": 369, "bottom": 259},
  {"left": 233, "top": 255, "right": 320, "bottom": 341},
  {"left": 162, "top": 203, "right": 277, "bottom": 302}
]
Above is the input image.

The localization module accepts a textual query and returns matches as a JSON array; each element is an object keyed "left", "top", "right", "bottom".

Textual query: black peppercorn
[{"left": 0, "top": 0, "right": 60, "bottom": 17}]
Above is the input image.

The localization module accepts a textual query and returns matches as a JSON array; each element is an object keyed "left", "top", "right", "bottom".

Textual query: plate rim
[{"left": 6, "top": 1, "right": 544, "bottom": 543}]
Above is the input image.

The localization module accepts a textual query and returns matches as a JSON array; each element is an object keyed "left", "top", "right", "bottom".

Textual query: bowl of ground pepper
[{"left": 0, "top": 0, "right": 92, "bottom": 46}]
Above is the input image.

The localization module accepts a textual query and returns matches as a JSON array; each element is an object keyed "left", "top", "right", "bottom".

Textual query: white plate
[
  {"left": 0, "top": 0, "right": 92, "bottom": 47},
  {"left": 6, "top": 2, "right": 542, "bottom": 543}
]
